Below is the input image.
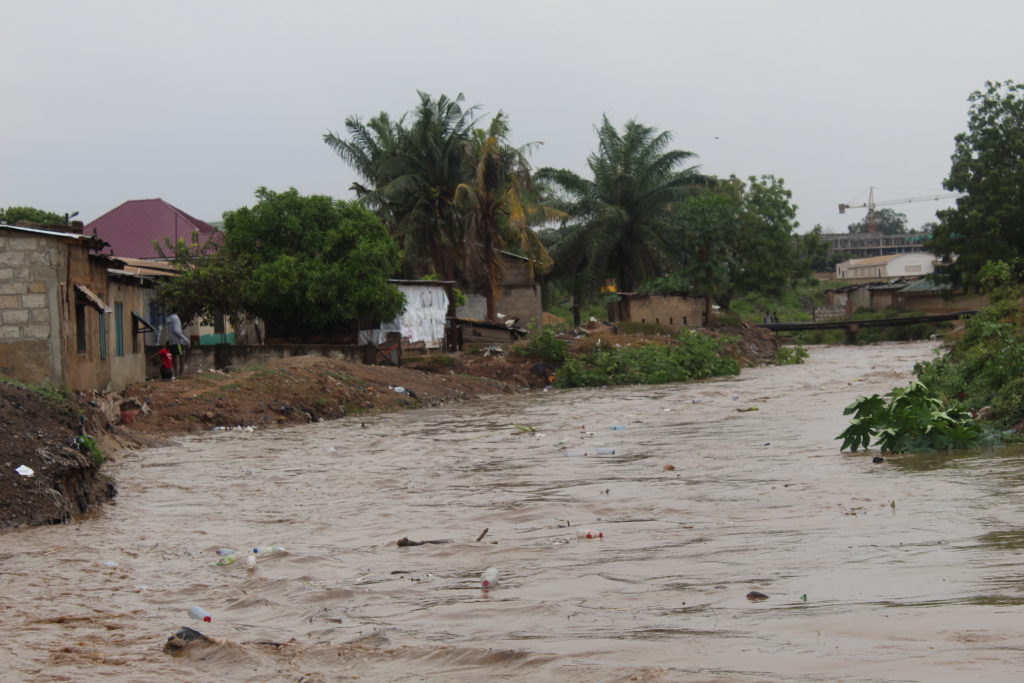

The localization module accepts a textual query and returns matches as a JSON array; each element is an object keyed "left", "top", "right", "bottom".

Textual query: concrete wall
[
  {"left": 457, "top": 255, "right": 542, "bottom": 328},
  {"left": 609, "top": 295, "right": 704, "bottom": 330},
  {"left": 152, "top": 342, "right": 365, "bottom": 378},
  {"left": 107, "top": 278, "right": 148, "bottom": 390},
  {"left": 894, "top": 292, "right": 989, "bottom": 315},
  {"left": 0, "top": 231, "right": 65, "bottom": 385}
]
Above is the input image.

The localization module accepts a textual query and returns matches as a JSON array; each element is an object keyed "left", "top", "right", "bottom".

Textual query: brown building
[
  {"left": 607, "top": 293, "right": 705, "bottom": 330},
  {"left": 457, "top": 251, "right": 543, "bottom": 328},
  {"left": 0, "top": 223, "right": 154, "bottom": 391}
]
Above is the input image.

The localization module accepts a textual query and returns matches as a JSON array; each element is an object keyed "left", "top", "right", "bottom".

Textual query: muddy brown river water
[{"left": 3, "top": 341, "right": 1024, "bottom": 682}]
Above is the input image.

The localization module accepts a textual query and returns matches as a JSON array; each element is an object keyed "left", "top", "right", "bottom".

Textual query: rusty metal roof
[{"left": 85, "top": 198, "right": 218, "bottom": 259}]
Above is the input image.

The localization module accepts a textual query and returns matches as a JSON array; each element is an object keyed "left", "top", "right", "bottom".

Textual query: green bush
[
  {"left": 77, "top": 434, "right": 104, "bottom": 467},
  {"left": 517, "top": 330, "right": 569, "bottom": 365},
  {"left": 774, "top": 345, "right": 808, "bottom": 365},
  {"left": 555, "top": 330, "right": 739, "bottom": 388},
  {"left": 837, "top": 381, "right": 986, "bottom": 453},
  {"left": 915, "top": 291, "right": 1024, "bottom": 428}
]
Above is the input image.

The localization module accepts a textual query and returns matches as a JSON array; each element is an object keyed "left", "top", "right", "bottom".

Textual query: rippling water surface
[{"left": 3, "top": 341, "right": 1024, "bottom": 681}]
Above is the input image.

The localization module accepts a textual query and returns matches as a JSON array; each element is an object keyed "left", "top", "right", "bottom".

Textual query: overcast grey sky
[{"left": 1, "top": 1, "right": 1019, "bottom": 233}]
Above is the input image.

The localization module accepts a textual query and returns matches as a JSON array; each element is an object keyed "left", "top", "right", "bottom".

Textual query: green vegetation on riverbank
[{"left": 554, "top": 330, "right": 739, "bottom": 388}]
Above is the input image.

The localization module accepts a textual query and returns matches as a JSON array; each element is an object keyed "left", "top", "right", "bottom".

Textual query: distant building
[
  {"left": 819, "top": 232, "right": 930, "bottom": 259},
  {"left": 835, "top": 252, "right": 937, "bottom": 280},
  {"left": 86, "top": 198, "right": 219, "bottom": 259},
  {"left": 456, "top": 251, "right": 543, "bottom": 328}
]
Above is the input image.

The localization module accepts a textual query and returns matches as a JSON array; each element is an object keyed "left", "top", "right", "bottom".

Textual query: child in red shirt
[{"left": 151, "top": 345, "right": 174, "bottom": 380}]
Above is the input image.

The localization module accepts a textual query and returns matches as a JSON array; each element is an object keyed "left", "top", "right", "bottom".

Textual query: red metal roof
[{"left": 85, "top": 198, "right": 218, "bottom": 259}]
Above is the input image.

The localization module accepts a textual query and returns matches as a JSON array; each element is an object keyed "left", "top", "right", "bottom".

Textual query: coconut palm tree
[{"left": 539, "top": 116, "right": 709, "bottom": 300}]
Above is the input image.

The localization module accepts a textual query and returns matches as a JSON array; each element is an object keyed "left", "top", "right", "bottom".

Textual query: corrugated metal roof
[
  {"left": 842, "top": 254, "right": 900, "bottom": 267},
  {"left": 0, "top": 222, "right": 107, "bottom": 249},
  {"left": 85, "top": 198, "right": 218, "bottom": 259},
  {"left": 898, "top": 277, "right": 953, "bottom": 293}
]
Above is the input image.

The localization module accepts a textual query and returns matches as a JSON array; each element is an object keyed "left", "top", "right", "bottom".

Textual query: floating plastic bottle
[
  {"left": 188, "top": 605, "right": 212, "bottom": 623},
  {"left": 216, "top": 555, "right": 237, "bottom": 566},
  {"left": 244, "top": 555, "right": 256, "bottom": 570},
  {"left": 253, "top": 546, "right": 285, "bottom": 554},
  {"left": 216, "top": 548, "right": 236, "bottom": 556},
  {"left": 611, "top": 425, "right": 626, "bottom": 431},
  {"left": 480, "top": 567, "right": 500, "bottom": 589},
  {"left": 577, "top": 529, "right": 603, "bottom": 539},
  {"left": 595, "top": 448, "right": 616, "bottom": 455}
]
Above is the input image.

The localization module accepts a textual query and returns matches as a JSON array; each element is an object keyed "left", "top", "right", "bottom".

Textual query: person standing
[
  {"left": 150, "top": 345, "right": 174, "bottom": 380},
  {"left": 164, "top": 312, "right": 191, "bottom": 378}
]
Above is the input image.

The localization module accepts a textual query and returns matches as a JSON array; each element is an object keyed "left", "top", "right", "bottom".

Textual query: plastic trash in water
[
  {"left": 610, "top": 425, "right": 626, "bottom": 431},
  {"left": 481, "top": 567, "right": 499, "bottom": 589},
  {"left": 595, "top": 448, "right": 616, "bottom": 455},
  {"left": 102, "top": 561, "right": 119, "bottom": 568},
  {"left": 394, "top": 386, "right": 407, "bottom": 394},
  {"left": 244, "top": 555, "right": 256, "bottom": 570},
  {"left": 216, "top": 548, "right": 236, "bottom": 556},
  {"left": 577, "top": 529, "right": 603, "bottom": 539},
  {"left": 216, "top": 555, "right": 237, "bottom": 566},
  {"left": 188, "top": 605, "right": 212, "bottom": 622},
  {"left": 15, "top": 465, "right": 33, "bottom": 477},
  {"left": 253, "top": 546, "right": 285, "bottom": 554}
]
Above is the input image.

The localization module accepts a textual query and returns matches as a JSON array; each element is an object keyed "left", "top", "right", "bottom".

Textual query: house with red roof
[{"left": 85, "top": 198, "right": 219, "bottom": 259}]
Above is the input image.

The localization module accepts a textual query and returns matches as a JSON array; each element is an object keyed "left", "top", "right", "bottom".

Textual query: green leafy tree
[
  {"left": 930, "top": 80, "right": 1024, "bottom": 288},
  {"left": 1, "top": 206, "right": 65, "bottom": 225},
  {"left": 538, "top": 116, "right": 709, "bottom": 314},
  {"left": 157, "top": 188, "right": 404, "bottom": 340},
  {"left": 846, "top": 207, "right": 908, "bottom": 234},
  {"left": 641, "top": 175, "right": 806, "bottom": 310}
]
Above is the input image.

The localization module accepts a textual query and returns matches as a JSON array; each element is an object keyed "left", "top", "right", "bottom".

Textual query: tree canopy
[
  {"left": 538, "top": 116, "right": 709, "bottom": 314},
  {"left": 930, "top": 80, "right": 1024, "bottom": 288},
  {"left": 846, "top": 207, "right": 908, "bottom": 234},
  {"left": 640, "top": 175, "right": 812, "bottom": 309},
  {"left": 325, "top": 92, "right": 551, "bottom": 314},
  {"left": 1, "top": 206, "right": 65, "bottom": 225},
  {"left": 156, "top": 187, "right": 404, "bottom": 340}
]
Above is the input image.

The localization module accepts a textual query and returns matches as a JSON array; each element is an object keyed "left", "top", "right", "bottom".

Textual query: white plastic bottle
[
  {"left": 595, "top": 448, "right": 616, "bottom": 455},
  {"left": 244, "top": 555, "right": 256, "bottom": 570},
  {"left": 480, "top": 567, "right": 500, "bottom": 589},
  {"left": 252, "top": 546, "right": 285, "bottom": 554},
  {"left": 188, "top": 605, "right": 212, "bottom": 623}
]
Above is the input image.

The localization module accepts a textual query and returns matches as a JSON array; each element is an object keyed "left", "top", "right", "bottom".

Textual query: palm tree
[
  {"left": 455, "top": 112, "right": 555, "bottom": 320},
  {"left": 325, "top": 92, "right": 480, "bottom": 281},
  {"left": 539, "top": 116, "right": 709, "bottom": 300}
]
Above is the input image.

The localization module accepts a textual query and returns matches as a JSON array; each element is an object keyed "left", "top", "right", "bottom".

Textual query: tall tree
[
  {"left": 930, "top": 80, "right": 1024, "bottom": 288},
  {"left": 641, "top": 175, "right": 805, "bottom": 310},
  {"left": 538, "top": 116, "right": 708, "bottom": 306},
  {"left": 455, "top": 112, "right": 553, "bottom": 319},
  {"left": 325, "top": 92, "right": 480, "bottom": 282}
]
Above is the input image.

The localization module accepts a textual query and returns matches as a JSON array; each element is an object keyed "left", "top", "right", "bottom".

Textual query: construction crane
[{"left": 838, "top": 187, "right": 960, "bottom": 233}]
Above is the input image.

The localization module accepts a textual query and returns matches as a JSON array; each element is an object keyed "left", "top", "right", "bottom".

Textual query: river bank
[
  {"left": 6, "top": 340, "right": 1024, "bottom": 681},
  {"left": 1, "top": 324, "right": 779, "bottom": 529}
]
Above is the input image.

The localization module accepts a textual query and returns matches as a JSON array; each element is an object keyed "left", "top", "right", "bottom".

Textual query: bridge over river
[{"left": 757, "top": 310, "right": 977, "bottom": 335}]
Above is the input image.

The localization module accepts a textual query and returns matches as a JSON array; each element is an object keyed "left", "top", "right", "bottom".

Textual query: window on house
[
  {"left": 99, "top": 313, "right": 107, "bottom": 361},
  {"left": 683, "top": 316, "right": 688, "bottom": 326},
  {"left": 76, "top": 304, "right": 87, "bottom": 353},
  {"left": 114, "top": 302, "right": 124, "bottom": 357},
  {"left": 669, "top": 317, "right": 674, "bottom": 326}
]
